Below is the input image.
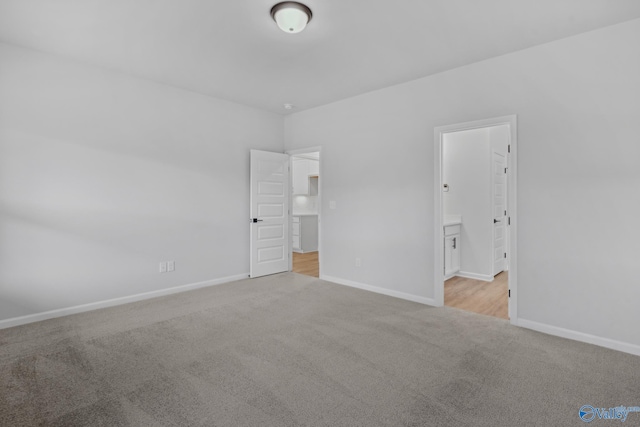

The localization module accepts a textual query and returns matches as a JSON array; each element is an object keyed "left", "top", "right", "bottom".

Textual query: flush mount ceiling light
[{"left": 270, "top": 2, "right": 312, "bottom": 34}]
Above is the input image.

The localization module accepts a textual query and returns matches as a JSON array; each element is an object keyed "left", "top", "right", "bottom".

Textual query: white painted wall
[
  {"left": 443, "top": 127, "right": 492, "bottom": 279},
  {"left": 284, "top": 19, "right": 640, "bottom": 348},
  {"left": 0, "top": 43, "right": 283, "bottom": 322}
]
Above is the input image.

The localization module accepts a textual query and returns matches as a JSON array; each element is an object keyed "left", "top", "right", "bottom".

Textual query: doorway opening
[
  {"left": 434, "top": 116, "right": 518, "bottom": 324},
  {"left": 288, "top": 148, "right": 321, "bottom": 278}
]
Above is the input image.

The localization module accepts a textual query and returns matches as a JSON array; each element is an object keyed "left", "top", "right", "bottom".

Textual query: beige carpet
[{"left": 1, "top": 273, "right": 639, "bottom": 426}]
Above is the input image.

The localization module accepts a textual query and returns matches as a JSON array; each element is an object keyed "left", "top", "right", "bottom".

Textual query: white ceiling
[{"left": 1, "top": 0, "right": 640, "bottom": 114}]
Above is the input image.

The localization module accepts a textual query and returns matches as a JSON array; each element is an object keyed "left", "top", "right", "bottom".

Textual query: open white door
[
  {"left": 250, "top": 150, "right": 290, "bottom": 278},
  {"left": 492, "top": 150, "right": 507, "bottom": 275}
]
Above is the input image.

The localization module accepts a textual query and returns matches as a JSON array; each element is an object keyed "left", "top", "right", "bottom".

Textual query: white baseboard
[
  {"left": 321, "top": 275, "right": 436, "bottom": 306},
  {"left": 0, "top": 273, "right": 249, "bottom": 330},
  {"left": 457, "top": 271, "right": 494, "bottom": 282},
  {"left": 518, "top": 318, "right": 640, "bottom": 357}
]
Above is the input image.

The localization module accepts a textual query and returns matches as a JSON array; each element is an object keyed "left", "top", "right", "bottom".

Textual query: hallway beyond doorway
[
  {"left": 293, "top": 252, "right": 319, "bottom": 278},
  {"left": 445, "top": 272, "right": 508, "bottom": 320}
]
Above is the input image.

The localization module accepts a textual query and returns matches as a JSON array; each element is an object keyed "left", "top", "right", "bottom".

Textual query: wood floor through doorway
[
  {"left": 292, "top": 251, "right": 319, "bottom": 278},
  {"left": 445, "top": 272, "right": 508, "bottom": 320}
]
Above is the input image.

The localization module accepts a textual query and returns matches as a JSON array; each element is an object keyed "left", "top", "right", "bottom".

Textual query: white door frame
[
  {"left": 285, "top": 146, "right": 322, "bottom": 276},
  {"left": 433, "top": 115, "right": 518, "bottom": 325}
]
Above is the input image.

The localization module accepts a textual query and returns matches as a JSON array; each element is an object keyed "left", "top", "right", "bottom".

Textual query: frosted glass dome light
[{"left": 271, "top": 2, "right": 312, "bottom": 34}]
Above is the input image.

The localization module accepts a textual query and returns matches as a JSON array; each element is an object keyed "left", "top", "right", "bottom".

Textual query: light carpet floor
[{"left": 1, "top": 273, "right": 639, "bottom": 426}]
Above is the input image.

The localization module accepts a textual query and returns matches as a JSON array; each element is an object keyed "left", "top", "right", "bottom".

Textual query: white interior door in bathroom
[{"left": 492, "top": 150, "right": 507, "bottom": 275}]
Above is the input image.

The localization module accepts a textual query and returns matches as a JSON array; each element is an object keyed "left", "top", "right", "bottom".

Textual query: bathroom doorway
[
  {"left": 434, "top": 116, "right": 518, "bottom": 323},
  {"left": 288, "top": 148, "right": 321, "bottom": 278}
]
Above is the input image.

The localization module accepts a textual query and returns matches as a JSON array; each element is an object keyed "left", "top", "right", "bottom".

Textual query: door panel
[
  {"left": 492, "top": 151, "right": 506, "bottom": 275},
  {"left": 257, "top": 225, "right": 285, "bottom": 240},
  {"left": 250, "top": 150, "right": 290, "bottom": 278}
]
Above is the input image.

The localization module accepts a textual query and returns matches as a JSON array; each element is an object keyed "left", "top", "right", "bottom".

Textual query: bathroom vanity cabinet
[
  {"left": 292, "top": 215, "right": 318, "bottom": 253},
  {"left": 444, "top": 223, "right": 461, "bottom": 279}
]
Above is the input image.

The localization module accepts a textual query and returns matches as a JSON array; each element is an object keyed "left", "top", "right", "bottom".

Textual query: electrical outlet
[
  {"left": 355, "top": 257, "right": 362, "bottom": 268},
  {"left": 167, "top": 261, "right": 175, "bottom": 272},
  {"left": 159, "top": 262, "right": 167, "bottom": 273}
]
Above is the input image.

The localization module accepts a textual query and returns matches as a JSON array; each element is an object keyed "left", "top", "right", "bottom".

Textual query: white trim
[
  {"left": 293, "top": 249, "right": 317, "bottom": 254},
  {"left": 0, "top": 273, "right": 249, "bottom": 330},
  {"left": 286, "top": 146, "right": 323, "bottom": 156},
  {"left": 518, "top": 318, "right": 640, "bottom": 357},
  {"left": 433, "top": 131, "right": 445, "bottom": 307},
  {"left": 434, "top": 115, "right": 518, "bottom": 323},
  {"left": 456, "top": 271, "right": 495, "bottom": 282},
  {"left": 321, "top": 275, "right": 436, "bottom": 306}
]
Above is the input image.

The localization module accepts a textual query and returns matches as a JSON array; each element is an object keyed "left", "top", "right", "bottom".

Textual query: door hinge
[
  {"left": 504, "top": 210, "right": 507, "bottom": 216},
  {"left": 508, "top": 217, "right": 511, "bottom": 225},
  {"left": 508, "top": 289, "right": 511, "bottom": 298},
  {"left": 504, "top": 167, "right": 507, "bottom": 173},
  {"left": 504, "top": 253, "right": 507, "bottom": 258},
  {"left": 508, "top": 144, "right": 511, "bottom": 153}
]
